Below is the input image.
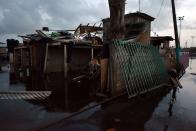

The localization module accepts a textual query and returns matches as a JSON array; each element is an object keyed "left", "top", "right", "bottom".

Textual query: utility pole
[
  {"left": 139, "top": 0, "right": 141, "bottom": 12},
  {"left": 185, "top": 41, "right": 187, "bottom": 48},
  {"left": 171, "top": 0, "right": 180, "bottom": 63},
  {"left": 191, "top": 36, "right": 195, "bottom": 47},
  {"left": 178, "top": 16, "right": 184, "bottom": 43}
]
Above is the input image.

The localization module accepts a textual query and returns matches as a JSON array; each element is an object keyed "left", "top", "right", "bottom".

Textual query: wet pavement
[
  {"left": 0, "top": 59, "right": 196, "bottom": 131},
  {"left": 145, "top": 58, "right": 196, "bottom": 131}
]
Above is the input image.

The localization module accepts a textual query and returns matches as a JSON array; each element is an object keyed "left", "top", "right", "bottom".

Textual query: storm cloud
[
  {"left": 0, "top": 0, "right": 176, "bottom": 34},
  {"left": 0, "top": 0, "right": 195, "bottom": 46},
  {"left": 0, "top": 0, "right": 109, "bottom": 34}
]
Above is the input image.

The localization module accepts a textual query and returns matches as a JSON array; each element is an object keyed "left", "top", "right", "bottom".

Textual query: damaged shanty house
[
  {"left": 6, "top": 39, "right": 19, "bottom": 83},
  {"left": 0, "top": 42, "right": 8, "bottom": 71},
  {"left": 11, "top": 25, "right": 103, "bottom": 103}
]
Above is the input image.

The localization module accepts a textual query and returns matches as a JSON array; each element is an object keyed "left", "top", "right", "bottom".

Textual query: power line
[
  {"left": 152, "top": 0, "right": 167, "bottom": 34},
  {"left": 156, "top": 0, "right": 166, "bottom": 19}
]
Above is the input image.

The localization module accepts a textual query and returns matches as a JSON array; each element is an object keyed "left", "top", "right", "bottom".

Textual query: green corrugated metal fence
[{"left": 113, "top": 40, "right": 168, "bottom": 98}]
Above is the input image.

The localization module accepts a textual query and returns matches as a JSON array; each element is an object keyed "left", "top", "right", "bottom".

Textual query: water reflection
[
  {"left": 163, "top": 125, "right": 168, "bottom": 131},
  {"left": 42, "top": 87, "right": 171, "bottom": 130},
  {"left": 145, "top": 58, "right": 196, "bottom": 131},
  {"left": 25, "top": 76, "right": 93, "bottom": 112},
  {"left": 21, "top": 65, "right": 174, "bottom": 130},
  {"left": 168, "top": 87, "right": 177, "bottom": 117}
]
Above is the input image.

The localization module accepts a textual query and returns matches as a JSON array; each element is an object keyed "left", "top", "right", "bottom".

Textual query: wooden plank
[
  {"left": 64, "top": 45, "right": 69, "bottom": 109},
  {"left": 101, "top": 58, "right": 109, "bottom": 91},
  {"left": 43, "top": 43, "right": 48, "bottom": 73}
]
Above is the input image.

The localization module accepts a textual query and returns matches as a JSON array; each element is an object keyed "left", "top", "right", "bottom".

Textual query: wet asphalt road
[{"left": 0, "top": 59, "right": 196, "bottom": 131}]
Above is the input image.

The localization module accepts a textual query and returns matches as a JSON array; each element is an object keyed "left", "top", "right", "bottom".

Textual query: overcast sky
[{"left": 0, "top": 0, "right": 195, "bottom": 47}]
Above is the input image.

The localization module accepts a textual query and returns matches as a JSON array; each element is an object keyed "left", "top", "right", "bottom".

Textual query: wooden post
[
  {"left": 43, "top": 43, "right": 48, "bottom": 73},
  {"left": 91, "top": 47, "right": 94, "bottom": 59},
  {"left": 64, "top": 45, "right": 69, "bottom": 109},
  {"left": 43, "top": 43, "right": 49, "bottom": 91}
]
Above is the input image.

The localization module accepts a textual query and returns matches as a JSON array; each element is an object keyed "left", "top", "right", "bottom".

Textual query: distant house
[
  {"left": 0, "top": 47, "right": 8, "bottom": 68},
  {"left": 150, "top": 36, "right": 174, "bottom": 49},
  {"left": 0, "top": 42, "right": 5, "bottom": 45},
  {"left": 102, "top": 12, "right": 155, "bottom": 44}
]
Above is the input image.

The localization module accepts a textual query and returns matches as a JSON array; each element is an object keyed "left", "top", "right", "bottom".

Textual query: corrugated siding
[{"left": 0, "top": 91, "right": 51, "bottom": 100}]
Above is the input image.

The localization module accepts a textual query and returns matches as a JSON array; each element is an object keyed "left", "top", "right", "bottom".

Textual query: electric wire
[{"left": 152, "top": 0, "right": 167, "bottom": 36}]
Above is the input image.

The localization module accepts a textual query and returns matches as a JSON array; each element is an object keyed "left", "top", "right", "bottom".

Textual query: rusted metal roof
[
  {"left": 151, "top": 36, "right": 174, "bottom": 41},
  {"left": 102, "top": 12, "right": 155, "bottom": 22},
  {"left": 0, "top": 42, "right": 5, "bottom": 45},
  {"left": 0, "top": 47, "right": 7, "bottom": 54},
  {"left": 75, "top": 24, "right": 103, "bottom": 35}
]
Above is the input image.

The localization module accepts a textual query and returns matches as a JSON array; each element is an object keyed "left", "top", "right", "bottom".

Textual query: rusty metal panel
[{"left": 0, "top": 91, "right": 51, "bottom": 100}]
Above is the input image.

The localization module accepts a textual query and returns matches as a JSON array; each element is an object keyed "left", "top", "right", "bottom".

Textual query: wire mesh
[{"left": 113, "top": 40, "right": 168, "bottom": 98}]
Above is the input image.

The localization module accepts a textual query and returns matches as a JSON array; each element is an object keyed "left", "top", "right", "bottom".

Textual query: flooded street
[
  {"left": 0, "top": 67, "right": 66, "bottom": 131},
  {"left": 0, "top": 59, "right": 196, "bottom": 131},
  {"left": 145, "top": 58, "right": 196, "bottom": 131}
]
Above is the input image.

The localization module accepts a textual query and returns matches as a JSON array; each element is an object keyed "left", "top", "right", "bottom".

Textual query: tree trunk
[
  {"left": 108, "top": 0, "right": 126, "bottom": 94},
  {"left": 108, "top": 0, "right": 125, "bottom": 40}
]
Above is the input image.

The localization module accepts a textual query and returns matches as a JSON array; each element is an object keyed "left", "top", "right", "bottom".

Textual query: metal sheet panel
[{"left": 0, "top": 91, "right": 51, "bottom": 100}]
